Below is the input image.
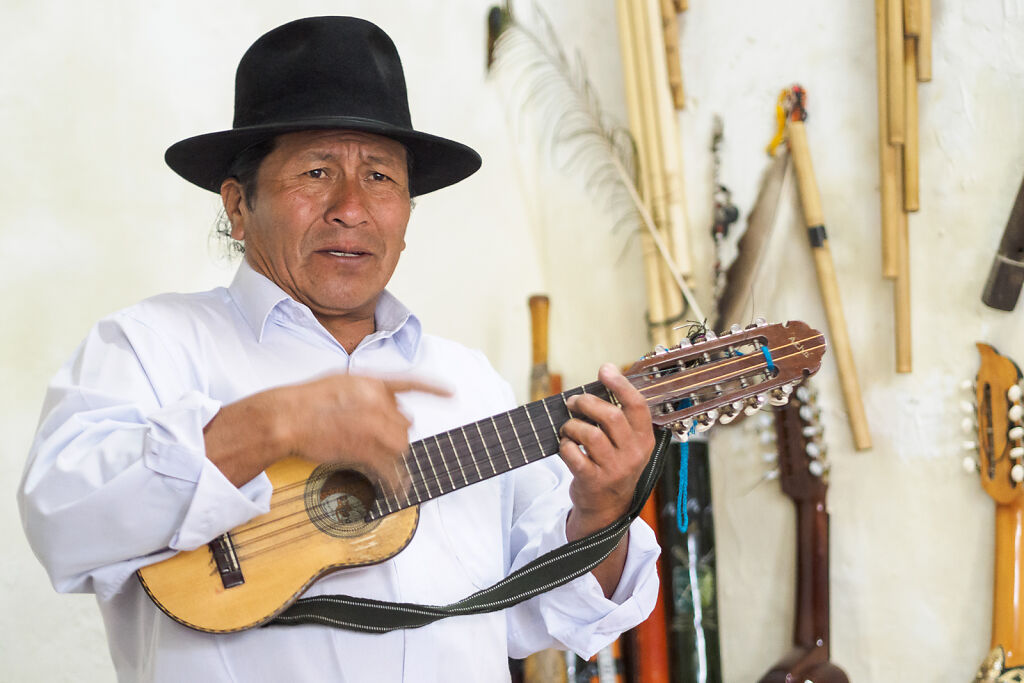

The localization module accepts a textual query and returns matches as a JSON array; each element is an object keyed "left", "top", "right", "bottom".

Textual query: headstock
[
  {"left": 969, "top": 343, "right": 1024, "bottom": 504},
  {"left": 626, "top": 319, "right": 826, "bottom": 439},
  {"left": 768, "top": 380, "right": 829, "bottom": 502}
]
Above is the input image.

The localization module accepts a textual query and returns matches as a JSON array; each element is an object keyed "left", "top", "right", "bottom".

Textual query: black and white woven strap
[{"left": 271, "top": 428, "right": 672, "bottom": 633}]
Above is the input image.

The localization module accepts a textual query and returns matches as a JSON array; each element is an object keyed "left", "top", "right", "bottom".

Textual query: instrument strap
[{"left": 270, "top": 428, "right": 672, "bottom": 633}]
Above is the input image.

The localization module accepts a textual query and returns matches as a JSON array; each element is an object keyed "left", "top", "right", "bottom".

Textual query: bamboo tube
[
  {"left": 876, "top": 0, "right": 899, "bottom": 279},
  {"left": 673, "top": 0, "right": 687, "bottom": 11},
  {"left": 787, "top": 119, "right": 873, "bottom": 450},
  {"left": 617, "top": 0, "right": 671, "bottom": 348},
  {"left": 640, "top": 0, "right": 694, "bottom": 314},
  {"left": 632, "top": 0, "right": 687, "bottom": 342},
  {"left": 903, "top": 37, "right": 920, "bottom": 212},
  {"left": 895, "top": 156, "right": 912, "bottom": 373},
  {"left": 917, "top": 0, "right": 932, "bottom": 82},
  {"left": 903, "top": 0, "right": 922, "bottom": 36},
  {"left": 886, "top": 0, "right": 905, "bottom": 145},
  {"left": 659, "top": 0, "right": 685, "bottom": 110}
]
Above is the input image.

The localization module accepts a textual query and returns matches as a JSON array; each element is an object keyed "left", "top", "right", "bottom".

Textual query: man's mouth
[{"left": 325, "top": 250, "right": 368, "bottom": 258}]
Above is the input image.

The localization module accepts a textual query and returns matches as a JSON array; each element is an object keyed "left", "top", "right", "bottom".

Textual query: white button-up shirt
[{"left": 19, "top": 262, "right": 660, "bottom": 682}]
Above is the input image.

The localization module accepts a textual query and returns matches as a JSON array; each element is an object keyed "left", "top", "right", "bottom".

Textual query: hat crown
[{"left": 232, "top": 16, "right": 412, "bottom": 130}]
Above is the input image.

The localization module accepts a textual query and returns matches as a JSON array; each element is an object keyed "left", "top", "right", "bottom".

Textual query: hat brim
[{"left": 165, "top": 117, "right": 482, "bottom": 197}]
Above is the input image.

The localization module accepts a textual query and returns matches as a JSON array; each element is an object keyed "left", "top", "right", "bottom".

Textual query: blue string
[
  {"left": 761, "top": 345, "right": 775, "bottom": 372},
  {"left": 676, "top": 398, "right": 694, "bottom": 533},
  {"left": 677, "top": 438, "right": 690, "bottom": 533}
]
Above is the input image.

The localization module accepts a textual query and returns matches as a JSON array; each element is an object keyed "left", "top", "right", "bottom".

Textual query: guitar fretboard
[{"left": 369, "top": 381, "right": 609, "bottom": 520}]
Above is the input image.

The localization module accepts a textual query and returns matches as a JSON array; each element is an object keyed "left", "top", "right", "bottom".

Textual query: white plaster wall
[{"left": 1, "top": 1, "right": 1022, "bottom": 681}]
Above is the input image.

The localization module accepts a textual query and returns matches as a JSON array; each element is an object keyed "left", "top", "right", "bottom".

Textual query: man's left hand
[{"left": 558, "top": 363, "right": 655, "bottom": 540}]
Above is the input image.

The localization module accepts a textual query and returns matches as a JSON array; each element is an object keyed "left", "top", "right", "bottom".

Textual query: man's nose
[{"left": 324, "top": 177, "right": 369, "bottom": 227}]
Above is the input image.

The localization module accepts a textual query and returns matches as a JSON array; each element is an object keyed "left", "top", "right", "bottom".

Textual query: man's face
[{"left": 224, "top": 129, "right": 411, "bottom": 328}]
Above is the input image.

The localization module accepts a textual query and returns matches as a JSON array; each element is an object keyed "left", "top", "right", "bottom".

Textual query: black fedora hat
[{"left": 165, "top": 16, "right": 481, "bottom": 197}]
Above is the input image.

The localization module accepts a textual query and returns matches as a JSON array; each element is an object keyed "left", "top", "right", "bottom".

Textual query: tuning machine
[{"left": 1008, "top": 383, "right": 1024, "bottom": 483}]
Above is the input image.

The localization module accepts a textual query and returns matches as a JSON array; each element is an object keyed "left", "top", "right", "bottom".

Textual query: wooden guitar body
[{"left": 139, "top": 457, "right": 419, "bottom": 632}]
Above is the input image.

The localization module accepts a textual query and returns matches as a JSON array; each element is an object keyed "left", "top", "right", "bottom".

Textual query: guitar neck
[
  {"left": 992, "top": 498, "right": 1024, "bottom": 666},
  {"left": 793, "top": 497, "right": 831, "bottom": 653},
  {"left": 368, "top": 381, "right": 609, "bottom": 521}
]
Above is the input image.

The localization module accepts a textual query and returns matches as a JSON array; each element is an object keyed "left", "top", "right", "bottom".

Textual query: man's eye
[
  {"left": 306, "top": 168, "right": 327, "bottom": 179},
  {"left": 369, "top": 171, "right": 391, "bottom": 182}
]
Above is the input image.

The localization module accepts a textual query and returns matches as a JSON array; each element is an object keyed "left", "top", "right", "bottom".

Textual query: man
[{"left": 19, "top": 16, "right": 660, "bottom": 682}]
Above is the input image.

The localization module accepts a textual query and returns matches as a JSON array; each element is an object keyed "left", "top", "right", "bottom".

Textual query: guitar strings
[{"left": 222, "top": 335, "right": 823, "bottom": 560}]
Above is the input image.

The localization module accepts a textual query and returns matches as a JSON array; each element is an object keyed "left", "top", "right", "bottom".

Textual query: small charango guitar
[
  {"left": 969, "top": 344, "right": 1024, "bottom": 683},
  {"left": 757, "top": 380, "right": 849, "bottom": 683},
  {"left": 138, "top": 320, "right": 825, "bottom": 633}
]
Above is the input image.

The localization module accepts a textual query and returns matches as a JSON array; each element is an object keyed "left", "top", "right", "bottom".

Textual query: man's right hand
[{"left": 203, "top": 374, "right": 449, "bottom": 493}]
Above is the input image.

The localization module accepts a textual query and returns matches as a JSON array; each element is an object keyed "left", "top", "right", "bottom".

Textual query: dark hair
[{"left": 225, "top": 138, "right": 278, "bottom": 209}]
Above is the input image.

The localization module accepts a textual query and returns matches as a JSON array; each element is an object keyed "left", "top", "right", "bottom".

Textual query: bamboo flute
[
  {"left": 903, "top": 37, "right": 920, "bottom": 212},
  {"left": 875, "top": 0, "right": 900, "bottom": 279},
  {"left": 903, "top": 0, "right": 922, "bottom": 36},
  {"left": 886, "top": 0, "right": 905, "bottom": 145},
  {"left": 616, "top": 0, "right": 672, "bottom": 348},
  {"left": 786, "top": 116, "right": 873, "bottom": 450},
  {"left": 917, "top": 0, "right": 932, "bottom": 81},
  {"left": 659, "top": 0, "right": 685, "bottom": 110},
  {"left": 895, "top": 155, "right": 912, "bottom": 372},
  {"left": 640, "top": 0, "right": 694, "bottom": 327},
  {"left": 630, "top": 0, "right": 688, "bottom": 343}
]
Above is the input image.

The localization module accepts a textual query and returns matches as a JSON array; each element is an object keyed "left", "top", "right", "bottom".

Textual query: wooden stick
[
  {"left": 673, "top": 0, "right": 688, "bottom": 11},
  {"left": 903, "top": 0, "right": 922, "bottom": 36},
  {"left": 917, "top": 0, "right": 932, "bottom": 81},
  {"left": 660, "top": 0, "right": 685, "bottom": 110},
  {"left": 787, "top": 119, "right": 873, "bottom": 450},
  {"left": 886, "top": 0, "right": 905, "bottom": 145},
  {"left": 895, "top": 156, "right": 913, "bottom": 372},
  {"left": 903, "top": 37, "right": 920, "bottom": 212},
  {"left": 876, "top": 0, "right": 900, "bottom": 279}
]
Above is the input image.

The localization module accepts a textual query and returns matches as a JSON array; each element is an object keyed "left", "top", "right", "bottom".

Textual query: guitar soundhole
[{"left": 304, "top": 465, "right": 383, "bottom": 538}]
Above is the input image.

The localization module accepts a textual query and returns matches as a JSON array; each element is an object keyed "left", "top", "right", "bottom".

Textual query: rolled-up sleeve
[{"left": 18, "top": 315, "right": 271, "bottom": 601}]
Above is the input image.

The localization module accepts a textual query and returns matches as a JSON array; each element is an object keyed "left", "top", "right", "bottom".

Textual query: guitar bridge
[{"left": 209, "top": 533, "right": 245, "bottom": 589}]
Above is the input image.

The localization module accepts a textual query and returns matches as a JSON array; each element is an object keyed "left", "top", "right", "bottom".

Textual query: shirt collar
[{"left": 227, "top": 260, "right": 421, "bottom": 360}]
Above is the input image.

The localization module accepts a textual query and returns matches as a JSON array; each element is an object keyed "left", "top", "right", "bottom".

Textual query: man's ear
[{"left": 220, "top": 178, "right": 247, "bottom": 240}]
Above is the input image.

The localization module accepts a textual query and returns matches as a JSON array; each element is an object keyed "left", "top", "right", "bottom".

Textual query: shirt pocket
[{"left": 434, "top": 477, "right": 506, "bottom": 590}]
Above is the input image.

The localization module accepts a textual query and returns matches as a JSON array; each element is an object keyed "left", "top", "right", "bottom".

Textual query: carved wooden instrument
[
  {"left": 784, "top": 88, "right": 873, "bottom": 447},
  {"left": 138, "top": 320, "right": 825, "bottom": 633},
  {"left": 969, "top": 343, "right": 1024, "bottom": 679},
  {"left": 981, "top": 173, "right": 1024, "bottom": 312},
  {"left": 757, "top": 380, "right": 849, "bottom": 683}
]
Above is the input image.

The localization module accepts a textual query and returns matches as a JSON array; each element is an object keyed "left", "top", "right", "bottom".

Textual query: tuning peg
[
  {"left": 963, "top": 456, "right": 979, "bottom": 473},
  {"left": 761, "top": 451, "right": 778, "bottom": 463},
  {"left": 1011, "top": 446, "right": 1024, "bottom": 460},
  {"left": 1010, "top": 405, "right": 1024, "bottom": 423},
  {"left": 695, "top": 411, "right": 718, "bottom": 432},
  {"left": 1013, "top": 464, "right": 1024, "bottom": 483},
  {"left": 754, "top": 317, "right": 767, "bottom": 327},
  {"left": 808, "top": 460, "right": 826, "bottom": 477},
  {"left": 961, "top": 417, "right": 976, "bottom": 433},
  {"left": 768, "top": 385, "right": 793, "bottom": 406},
  {"left": 729, "top": 323, "right": 743, "bottom": 335},
  {"left": 961, "top": 400, "right": 976, "bottom": 415},
  {"left": 802, "top": 424, "right": 822, "bottom": 438},
  {"left": 677, "top": 338, "right": 693, "bottom": 349},
  {"left": 744, "top": 394, "right": 767, "bottom": 416},
  {"left": 795, "top": 385, "right": 811, "bottom": 403},
  {"left": 798, "top": 404, "right": 817, "bottom": 422},
  {"left": 1010, "top": 426, "right": 1024, "bottom": 441},
  {"left": 806, "top": 442, "right": 822, "bottom": 458},
  {"left": 961, "top": 379, "right": 976, "bottom": 392},
  {"left": 1009, "top": 385, "right": 1023, "bottom": 402},
  {"left": 963, "top": 440, "right": 978, "bottom": 451},
  {"left": 758, "top": 429, "right": 775, "bottom": 444},
  {"left": 718, "top": 403, "right": 740, "bottom": 424}
]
